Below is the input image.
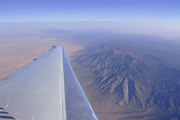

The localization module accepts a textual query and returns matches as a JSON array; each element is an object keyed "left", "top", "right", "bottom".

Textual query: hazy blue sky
[{"left": 0, "top": 0, "right": 179, "bottom": 23}]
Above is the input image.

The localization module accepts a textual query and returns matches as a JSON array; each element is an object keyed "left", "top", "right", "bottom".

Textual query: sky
[{"left": 0, "top": 0, "right": 179, "bottom": 23}]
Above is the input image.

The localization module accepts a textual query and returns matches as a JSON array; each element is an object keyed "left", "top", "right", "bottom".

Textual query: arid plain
[{"left": 0, "top": 33, "right": 83, "bottom": 78}]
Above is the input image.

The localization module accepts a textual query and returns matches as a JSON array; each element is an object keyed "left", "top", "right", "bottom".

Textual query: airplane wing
[{"left": 0, "top": 46, "right": 98, "bottom": 120}]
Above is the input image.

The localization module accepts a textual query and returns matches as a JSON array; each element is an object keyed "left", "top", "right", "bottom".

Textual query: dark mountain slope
[{"left": 74, "top": 43, "right": 180, "bottom": 119}]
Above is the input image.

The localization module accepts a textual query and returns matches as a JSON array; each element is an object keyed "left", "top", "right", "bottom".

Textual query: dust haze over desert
[{"left": 1, "top": 0, "right": 180, "bottom": 119}]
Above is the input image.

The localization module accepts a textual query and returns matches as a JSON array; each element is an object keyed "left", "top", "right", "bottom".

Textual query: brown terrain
[
  {"left": 71, "top": 43, "right": 180, "bottom": 120},
  {"left": 0, "top": 34, "right": 83, "bottom": 78}
]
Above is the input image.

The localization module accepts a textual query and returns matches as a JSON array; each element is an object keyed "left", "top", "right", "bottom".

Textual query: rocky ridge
[{"left": 74, "top": 43, "right": 180, "bottom": 119}]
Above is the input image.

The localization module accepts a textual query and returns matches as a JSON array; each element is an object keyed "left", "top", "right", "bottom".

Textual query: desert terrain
[{"left": 0, "top": 33, "right": 83, "bottom": 78}]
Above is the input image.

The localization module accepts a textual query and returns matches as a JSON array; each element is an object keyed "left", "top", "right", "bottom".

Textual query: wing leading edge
[{"left": 0, "top": 46, "right": 98, "bottom": 120}]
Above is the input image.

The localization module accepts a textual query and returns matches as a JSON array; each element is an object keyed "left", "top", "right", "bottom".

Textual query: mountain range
[{"left": 72, "top": 43, "right": 180, "bottom": 120}]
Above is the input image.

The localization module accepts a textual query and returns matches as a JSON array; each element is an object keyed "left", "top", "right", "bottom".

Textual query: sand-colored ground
[{"left": 0, "top": 35, "right": 83, "bottom": 78}]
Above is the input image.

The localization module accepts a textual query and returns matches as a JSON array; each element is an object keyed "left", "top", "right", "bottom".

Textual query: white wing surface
[{"left": 0, "top": 46, "right": 98, "bottom": 120}]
